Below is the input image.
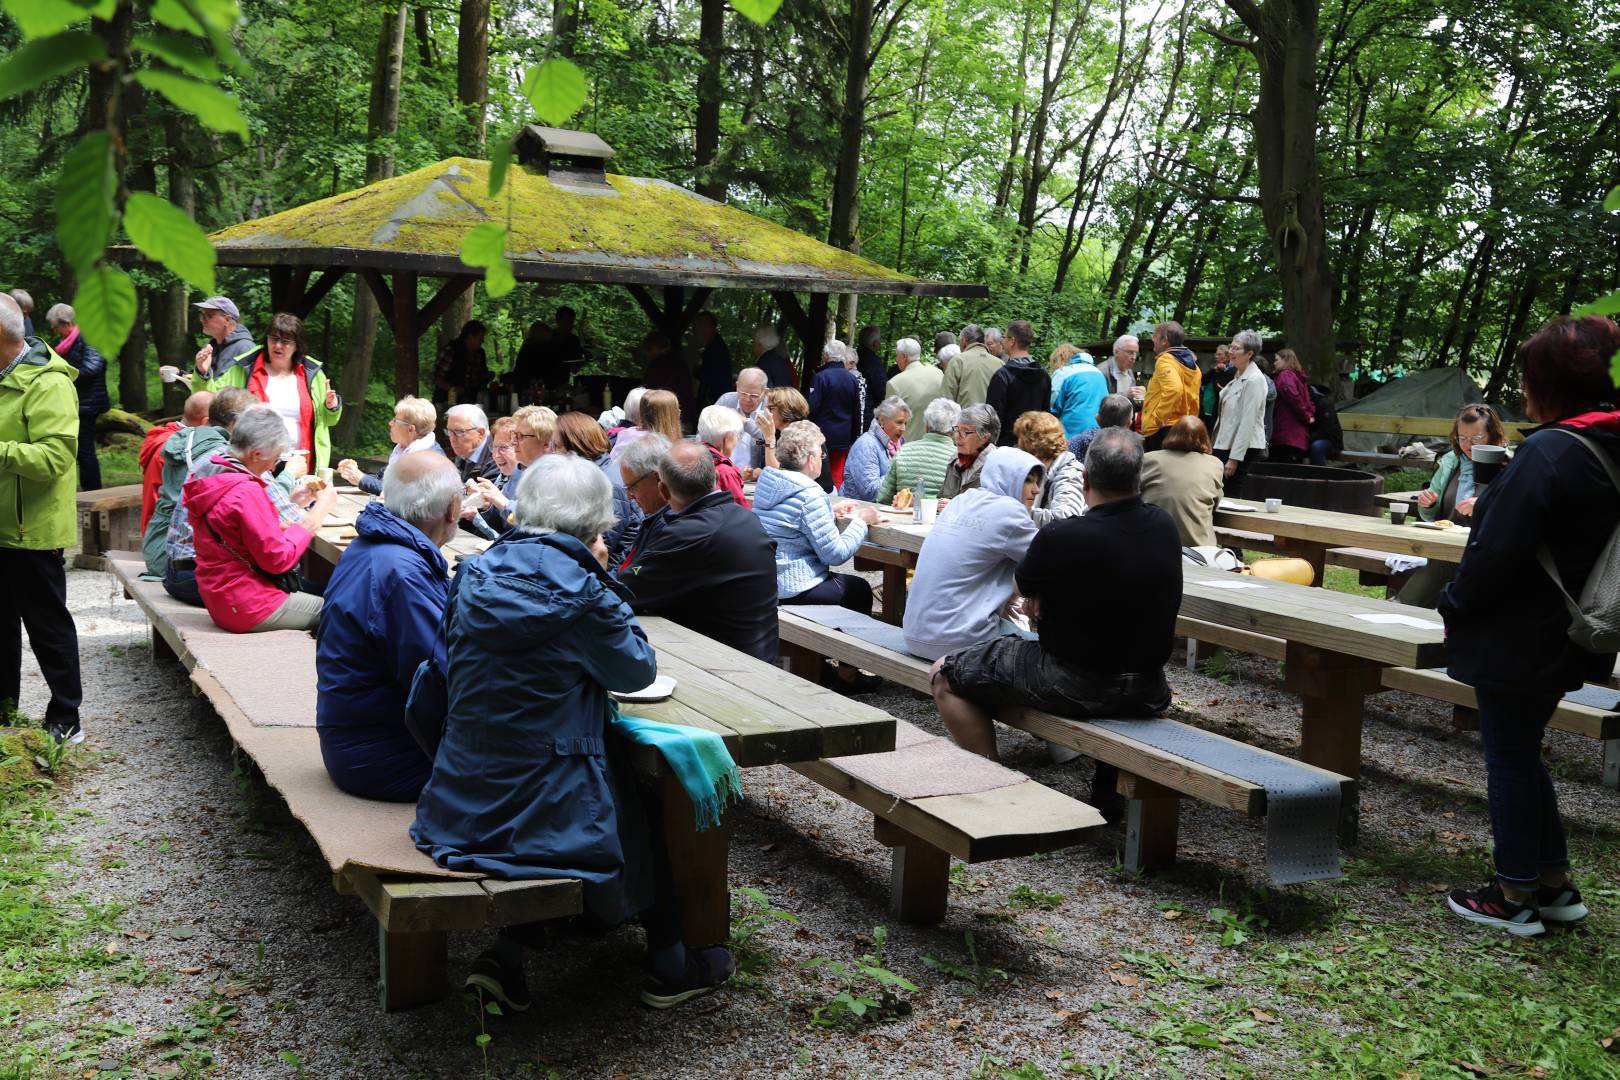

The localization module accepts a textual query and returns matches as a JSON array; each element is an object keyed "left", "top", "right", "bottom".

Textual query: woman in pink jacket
[
  {"left": 182, "top": 406, "right": 339, "bottom": 633},
  {"left": 1268, "top": 349, "right": 1316, "bottom": 464}
]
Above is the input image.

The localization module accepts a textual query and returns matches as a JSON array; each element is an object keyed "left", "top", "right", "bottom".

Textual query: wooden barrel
[{"left": 1238, "top": 462, "right": 1382, "bottom": 515}]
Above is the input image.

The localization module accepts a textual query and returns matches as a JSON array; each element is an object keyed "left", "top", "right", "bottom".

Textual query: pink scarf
[{"left": 56, "top": 326, "right": 80, "bottom": 354}]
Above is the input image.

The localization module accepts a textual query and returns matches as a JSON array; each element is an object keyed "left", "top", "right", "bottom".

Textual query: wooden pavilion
[{"left": 184, "top": 126, "right": 986, "bottom": 393}]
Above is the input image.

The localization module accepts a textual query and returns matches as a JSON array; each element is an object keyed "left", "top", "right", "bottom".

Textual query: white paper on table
[
  {"left": 1351, "top": 612, "right": 1444, "bottom": 630},
  {"left": 1218, "top": 500, "right": 1258, "bottom": 512},
  {"left": 1200, "top": 579, "right": 1266, "bottom": 590}
]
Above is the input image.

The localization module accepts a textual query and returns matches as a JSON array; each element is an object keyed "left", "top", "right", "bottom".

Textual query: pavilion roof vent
[{"left": 516, "top": 125, "right": 615, "bottom": 188}]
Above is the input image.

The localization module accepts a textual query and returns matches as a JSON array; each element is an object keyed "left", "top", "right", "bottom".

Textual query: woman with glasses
[
  {"left": 201, "top": 311, "right": 341, "bottom": 473},
  {"left": 1396, "top": 403, "right": 1509, "bottom": 607},
  {"left": 337, "top": 397, "right": 443, "bottom": 494},
  {"left": 472, "top": 406, "right": 557, "bottom": 531}
]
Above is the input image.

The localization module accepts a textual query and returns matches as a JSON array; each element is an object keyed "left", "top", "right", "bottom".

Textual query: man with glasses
[
  {"left": 444, "top": 404, "right": 499, "bottom": 482},
  {"left": 191, "top": 296, "right": 255, "bottom": 380},
  {"left": 715, "top": 366, "right": 769, "bottom": 479}
]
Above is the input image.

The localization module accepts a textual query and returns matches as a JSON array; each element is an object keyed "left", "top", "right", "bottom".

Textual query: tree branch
[
  {"left": 1221, "top": 0, "right": 1266, "bottom": 39},
  {"left": 1200, "top": 22, "right": 1257, "bottom": 51}
]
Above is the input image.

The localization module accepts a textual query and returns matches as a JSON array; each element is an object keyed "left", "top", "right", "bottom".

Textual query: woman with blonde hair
[
  {"left": 757, "top": 386, "right": 810, "bottom": 471},
  {"left": 337, "top": 396, "right": 443, "bottom": 494},
  {"left": 638, "top": 389, "right": 684, "bottom": 445},
  {"left": 1013, "top": 411, "right": 1084, "bottom": 524}
]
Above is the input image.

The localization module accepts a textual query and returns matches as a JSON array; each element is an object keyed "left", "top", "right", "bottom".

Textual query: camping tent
[{"left": 1337, "top": 367, "right": 1524, "bottom": 452}]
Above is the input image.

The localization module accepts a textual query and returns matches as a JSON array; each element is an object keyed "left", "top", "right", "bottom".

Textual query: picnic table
[
  {"left": 306, "top": 490, "right": 898, "bottom": 945},
  {"left": 1212, "top": 501, "right": 1468, "bottom": 583}
]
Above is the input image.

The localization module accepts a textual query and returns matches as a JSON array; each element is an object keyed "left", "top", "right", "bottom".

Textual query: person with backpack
[
  {"left": 1437, "top": 314, "right": 1620, "bottom": 937},
  {"left": 1306, "top": 382, "right": 1343, "bottom": 464}
]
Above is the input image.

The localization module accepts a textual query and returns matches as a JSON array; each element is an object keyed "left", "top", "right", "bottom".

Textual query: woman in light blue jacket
[{"left": 841, "top": 396, "right": 910, "bottom": 502}]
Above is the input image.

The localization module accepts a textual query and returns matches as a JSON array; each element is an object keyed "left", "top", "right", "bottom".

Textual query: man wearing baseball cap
[{"left": 192, "top": 296, "right": 256, "bottom": 380}]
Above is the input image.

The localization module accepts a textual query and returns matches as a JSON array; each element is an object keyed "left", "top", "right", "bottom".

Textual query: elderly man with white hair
[
  {"left": 45, "top": 303, "right": 109, "bottom": 490},
  {"left": 842, "top": 395, "right": 910, "bottom": 503},
  {"left": 806, "top": 339, "right": 864, "bottom": 492},
  {"left": 886, "top": 337, "right": 942, "bottom": 442},
  {"left": 444, "top": 403, "right": 498, "bottom": 482},
  {"left": 316, "top": 452, "right": 462, "bottom": 802},
  {"left": 0, "top": 291, "right": 82, "bottom": 743},
  {"left": 749, "top": 323, "right": 794, "bottom": 389},
  {"left": 696, "top": 404, "right": 749, "bottom": 506},
  {"left": 411, "top": 451, "right": 736, "bottom": 1014},
  {"left": 1098, "top": 333, "right": 1144, "bottom": 405},
  {"left": 715, "top": 366, "right": 768, "bottom": 477}
]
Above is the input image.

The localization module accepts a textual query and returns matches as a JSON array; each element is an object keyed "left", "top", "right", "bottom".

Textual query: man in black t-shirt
[{"left": 931, "top": 427, "right": 1181, "bottom": 764}]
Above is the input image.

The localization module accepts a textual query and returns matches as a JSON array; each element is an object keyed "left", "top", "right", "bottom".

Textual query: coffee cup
[
  {"left": 319, "top": 467, "right": 335, "bottom": 488},
  {"left": 159, "top": 365, "right": 180, "bottom": 383},
  {"left": 917, "top": 495, "right": 937, "bottom": 525},
  {"left": 1471, "top": 443, "right": 1507, "bottom": 485},
  {"left": 1390, "top": 502, "right": 1409, "bottom": 525},
  {"left": 1265, "top": 498, "right": 1282, "bottom": 514}
]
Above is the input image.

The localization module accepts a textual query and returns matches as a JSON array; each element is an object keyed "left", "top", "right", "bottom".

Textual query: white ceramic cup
[
  {"left": 1265, "top": 498, "right": 1282, "bottom": 513},
  {"left": 159, "top": 365, "right": 180, "bottom": 383}
]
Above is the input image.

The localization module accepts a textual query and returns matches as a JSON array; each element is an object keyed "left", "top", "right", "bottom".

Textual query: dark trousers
[
  {"left": 0, "top": 548, "right": 82, "bottom": 730},
  {"left": 1269, "top": 445, "right": 1305, "bottom": 465},
  {"left": 789, "top": 572, "right": 874, "bottom": 615},
  {"left": 78, "top": 413, "right": 102, "bottom": 491},
  {"left": 1213, "top": 449, "right": 1252, "bottom": 495},
  {"left": 1143, "top": 429, "right": 1167, "bottom": 452},
  {"left": 163, "top": 563, "right": 203, "bottom": 606},
  {"left": 1308, "top": 439, "right": 1335, "bottom": 466},
  {"left": 1476, "top": 686, "right": 1568, "bottom": 887}
]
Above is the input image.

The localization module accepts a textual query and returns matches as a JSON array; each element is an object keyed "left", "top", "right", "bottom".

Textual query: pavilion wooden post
[
  {"left": 625, "top": 284, "right": 715, "bottom": 346},
  {"left": 268, "top": 267, "right": 350, "bottom": 320},
  {"left": 770, "top": 291, "right": 832, "bottom": 388},
  {"left": 393, "top": 270, "right": 418, "bottom": 395}
]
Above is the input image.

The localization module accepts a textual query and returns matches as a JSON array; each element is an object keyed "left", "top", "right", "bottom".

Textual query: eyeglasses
[
  {"left": 267, "top": 335, "right": 297, "bottom": 347},
  {"left": 1461, "top": 433, "right": 1490, "bottom": 444},
  {"left": 737, "top": 391, "right": 764, "bottom": 404},
  {"left": 447, "top": 427, "right": 482, "bottom": 438},
  {"left": 952, "top": 427, "right": 979, "bottom": 439},
  {"left": 492, "top": 442, "right": 516, "bottom": 454},
  {"left": 388, "top": 417, "right": 413, "bottom": 428},
  {"left": 624, "top": 470, "right": 656, "bottom": 490},
  {"left": 512, "top": 432, "right": 538, "bottom": 442}
]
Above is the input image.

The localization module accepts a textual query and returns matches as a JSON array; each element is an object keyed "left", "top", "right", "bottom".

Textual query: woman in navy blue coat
[
  {"left": 411, "top": 453, "right": 733, "bottom": 1011},
  {"left": 1439, "top": 315, "right": 1620, "bottom": 936}
]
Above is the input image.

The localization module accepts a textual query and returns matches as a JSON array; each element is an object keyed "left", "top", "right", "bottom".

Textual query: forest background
[{"left": 1, "top": 0, "right": 1617, "bottom": 450}]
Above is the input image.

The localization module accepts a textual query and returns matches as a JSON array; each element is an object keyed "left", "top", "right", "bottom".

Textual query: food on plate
[{"left": 893, "top": 487, "right": 914, "bottom": 510}]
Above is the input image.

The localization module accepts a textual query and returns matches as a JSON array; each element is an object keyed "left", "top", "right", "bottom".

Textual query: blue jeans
[
  {"left": 1476, "top": 686, "right": 1569, "bottom": 886},
  {"left": 1308, "top": 439, "right": 1335, "bottom": 466},
  {"left": 789, "top": 572, "right": 873, "bottom": 615}
]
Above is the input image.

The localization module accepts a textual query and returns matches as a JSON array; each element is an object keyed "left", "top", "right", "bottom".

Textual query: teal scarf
[{"left": 611, "top": 708, "right": 742, "bottom": 832}]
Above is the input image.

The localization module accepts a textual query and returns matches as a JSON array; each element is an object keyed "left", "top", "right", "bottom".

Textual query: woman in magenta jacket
[
  {"left": 1268, "top": 349, "right": 1316, "bottom": 464},
  {"left": 181, "top": 406, "right": 338, "bottom": 633}
]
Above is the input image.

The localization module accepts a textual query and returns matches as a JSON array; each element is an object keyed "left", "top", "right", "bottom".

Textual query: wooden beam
[
  {"left": 413, "top": 275, "right": 477, "bottom": 338},
  {"left": 679, "top": 286, "right": 715, "bottom": 326},
  {"left": 296, "top": 268, "right": 349, "bottom": 317},
  {"left": 393, "top": 270, "right": 419, "bottom": 396},
  {"left": 874, "top": 819, "right": 949, "bottom": 923},
  {"left": 626, "top": 284, "right": 665, "bottom": 328},
  {"left": 360, "top": 269, "right": 395, "bottom": 332},
  {"left": 1338, "top": 413, "right": 1535, "bottom": 441}
]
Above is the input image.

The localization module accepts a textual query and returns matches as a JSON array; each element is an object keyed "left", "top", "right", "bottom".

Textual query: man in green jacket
[
  {"left": 0, "top": 293, "right": 82, "bottom": 743},
  {"left": 941, "top": 324, "right": 1002, "bottom": 409}
]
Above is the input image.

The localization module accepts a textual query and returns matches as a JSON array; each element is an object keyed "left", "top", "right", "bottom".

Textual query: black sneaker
[
  {"left": 46, "top": 721, "right": 84, "bottom": 746},
  {"left": 1446, "top": 882, "right": 1545, "bottom": 937},
  {"left": 464, "top": 951, "right": 531, "bottom": 1013},
  {"left": 640, "top": 946, "right": 735, "bottom": 1009},
  {"left": 1536, "top": 883, "right": 1589, "bottom": 924},
  {"left": 835, "top": 669, "right": 883, "bottom": 695}
]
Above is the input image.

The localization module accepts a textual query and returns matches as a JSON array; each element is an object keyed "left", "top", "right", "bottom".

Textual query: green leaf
[
  {"left": 1573, "top": 289, "right": 1620, "bottom": 318},
  {"left": 169, "top": 0, "right": 248, "bottom": 73},
  {"left": 731, "top": 0, "right": 783, "bottom": 25},
  {"left": 56, "top": 132, "right": 118, "bottom": 274},
  {"left": 73, "top": 267, "right": 138, "bottom": 357},
  {"left": 1605, "top": 185, "right": 1620, "bottom": 213},
  {"left": 123, "top": 193, "right": 217, "bottom": 294},
  {"left": 132, "top": 34, "right": 222, "bottom": 81},
  {"left": 1609, "top": 350, "right": 1620, "bottom": 391},
  {"left": 0, "top": 30, "right": 108, "bottom": 102},
  {"left": 148, "top": 0, "right": 204, "bottom": 34},
  {"left": 459, "top": 222, "right": 516, "bottom": 297},
  {"left": 520, "top": 59, "right": 586, "bottom": 127},
  {"left": 133, "top": 70, "right": 249, "bottom": 137},
  {"left": 488, "top": 134, "right": 514, "bottom": 198},
  {"left": 0, "top": 0, "right": 109, "bottom": 39}
]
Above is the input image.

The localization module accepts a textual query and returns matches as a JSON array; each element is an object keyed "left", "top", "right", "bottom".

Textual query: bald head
[
  {"left": 382, "top": 451, "right": 463, "bottom": 547},
  {"left": 182, "top": 391, "right": 214, "bottom": 426},
  {"left": 657, "top": 440, "right": 717, "bottom": 510}
]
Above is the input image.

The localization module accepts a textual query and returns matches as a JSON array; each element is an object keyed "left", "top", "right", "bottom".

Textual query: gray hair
[
  {"left": 229, "top": 405, "right": 293, "bottom": 458},
  {"left": 697, "top": 404, "right": 745, "bottom": 447},
  {"left": 753, "top": 324, "right": 780, "bottom": 349},
  {"left": 923, "top": 397, "right": 961, "bottom": 435},
  {"left": 8, "top": 289, "right": 32, "bottom": 314},
  {"left": 776, "top": 420, "right": 825, "bottom": 473},
  {"left": 1113, "top": 334, "right": 1138, "bottom": 354},
  {"left": 984, "top": 327, "right": 1003, "bottom": 347},
  {"left": 823, "top": 339, "right": 849, "bottom": 366},
  {"left": 514, "top": 453, "right": 618, "bottom": 543},
  {"left": 735, "top": 366, "right": 767, "bottom": 390},
  {"left": 618, "top": 432, "right": 671, "bottom": 480},
  {"left": 1232, "top": 329, "right": 1263, "bottom": 356},
  {"left": 1084, "top": 427, "right": 1144, "bottom": 496},
  {"left": 0, "top": 294, "right": 23, "bottom": 343},
  {"left": 874, "top": 395, "right": 909, "bottom": 423},
  {"left": 1096, "top": 393, "right": 1134, "bottom": 429},
  {"left": 959, "top": 323, "right": 985, "bottom": 346},
  {"left": 383, "top": 454, "right": 463, "bottom": 527},
  {"left": 895, "top": 337, "right": 921, "bottom": 361},
  {"left": 45, "top": 303, "right": 75, "bottom": 326},
  {"left": 937, "top": 343, "right": 960, "bottom": 365},
  {"left": 959, "top": 402, "right": 1000, "bottom": 443},
  {"left": 658, "top": 443, "right": 717, "bottom": 503},
  {"left": 623, "top": 386, "right": 646, "bottom": 422},
  {"left": 445, "top": 403, "right": 488, "bottom": 430}
]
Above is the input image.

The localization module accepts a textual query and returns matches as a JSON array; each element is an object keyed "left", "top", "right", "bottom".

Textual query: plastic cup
[
  {"left": 918, "top": 495, "right": 937, "bottom": 525},
  {"left": 1390, "top": 503, "right": 1409, "bottom": 525},
  {"left": 159, "top": 365, "right": 179, "bottom": 383}
]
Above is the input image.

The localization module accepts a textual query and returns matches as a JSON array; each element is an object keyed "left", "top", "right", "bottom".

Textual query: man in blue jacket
[
  {"left": 315, "top": 453, "right": 463, "bottom": 801},
  {"left": 806, "top": 339, "right": 864, "bottom": 492}
]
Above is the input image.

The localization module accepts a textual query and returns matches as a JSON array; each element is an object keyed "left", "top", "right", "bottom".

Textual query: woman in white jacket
[
  {"left": 1013, "top": 410, "right": 1086, "bottom": 525},
  {"left": 1211, "top": 329, "right": 1268, "bottom": 492}
]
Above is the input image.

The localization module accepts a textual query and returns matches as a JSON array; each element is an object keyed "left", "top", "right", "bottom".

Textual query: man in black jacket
[
  {"left": 618, "top": 441, "right": 779, "bottom": 662},
  {"left": 444, "top": 404, "right": 500, "bottom": 482},
  {"left": 984, "top": 319, "right": 1051, "bottom": 446},
  {"left": 856, "top": 325, "right": 887, "bottom": 429}
]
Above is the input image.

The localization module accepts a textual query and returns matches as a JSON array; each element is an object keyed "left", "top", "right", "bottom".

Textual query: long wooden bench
[
  {"left": 780, "top": 610, "right": 1353, "bottom": 875},
  {"left": 104, "top": 553, "right": 583, "bottom": 1010},
  {"left": 1178, "top": 617, "right": 1620, "bottom": 787},
  {"left": 75, "top": 484, "right": 145, "bottom": 570}
]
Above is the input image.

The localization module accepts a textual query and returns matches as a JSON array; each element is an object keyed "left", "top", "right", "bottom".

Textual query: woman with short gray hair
[
  {"left": 878, "top": 397, "right": 959, "bottom": 505},
  {"left": 182, "top": 405, "right": 339, "bottom": 633},
  {"left": 1211, "top": 329, "right": 1269, "bottom": 491},
  {"left": 842, "top": 395, "right": 911, "bottom": 502},
  {"left": 45, "top": 301, "right": 110, "bottom": 490},
  {"left": 940, "top": 402, "right": 999, "bottom": 500}
]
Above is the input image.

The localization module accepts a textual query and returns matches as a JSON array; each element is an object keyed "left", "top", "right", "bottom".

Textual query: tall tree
[{"left": 694, "top": 0, "right": 726, "bottom": 201}]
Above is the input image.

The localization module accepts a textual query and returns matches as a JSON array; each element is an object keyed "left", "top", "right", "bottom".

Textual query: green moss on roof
[{"left": 209, "top": 157, "right": 912, "bottom": 284}]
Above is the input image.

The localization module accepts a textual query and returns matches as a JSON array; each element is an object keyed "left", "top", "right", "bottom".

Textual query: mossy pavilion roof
[{"left": 203, "top": 157, "right": 985, "bottom": 298}]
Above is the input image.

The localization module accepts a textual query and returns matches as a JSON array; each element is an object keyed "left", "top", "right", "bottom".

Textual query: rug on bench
[
  {"left": 1428, "top": 668, "right": 1620, "bottom": 713},
  {"left": 783, "top": 604, "right": 915, "bottom": 657},
  {"left": 826, "top": 719, "right": 1037, "bottom": 800}
]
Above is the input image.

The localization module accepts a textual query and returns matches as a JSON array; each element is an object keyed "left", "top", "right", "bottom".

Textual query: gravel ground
[{"left": 18, "top": 564, "right": 1619, "bottom": 1078}]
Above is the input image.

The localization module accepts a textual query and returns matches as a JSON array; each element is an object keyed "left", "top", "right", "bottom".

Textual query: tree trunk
[
  {"left": 827, "top": 0, "right": 872, "bottom": 254},
  {"left": 335, "top": 3, "right": 408, "bottom": 447},
  {"left": 413, "top": 7, "right": 435, "bottom": 67},
  {"left": 553, "top": 0, "right": 579, "bottom": 58},
  {"left": 457, "top": 0, "right": 489, "bottom": 152},
  {"left": 694, "top": 0, "right": 725, "bottom": 201},
  {"left": 158, "top": 113, "right": 197, "bottom": 414}
]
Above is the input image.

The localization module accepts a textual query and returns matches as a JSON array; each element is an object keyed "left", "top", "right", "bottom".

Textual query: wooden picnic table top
[
  {"left": 1212, "top": 501, "right": 1469, "bottom": 563},
  {"left": 307, "top": 492, "right": 896, "bottom": 769}
]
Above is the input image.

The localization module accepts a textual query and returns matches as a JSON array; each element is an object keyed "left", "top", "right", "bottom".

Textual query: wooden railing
[{"left": 1338, "top": 413, "right": 1535, "bottom": 442}]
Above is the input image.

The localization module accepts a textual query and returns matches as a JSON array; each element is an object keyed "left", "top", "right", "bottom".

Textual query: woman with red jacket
[{"left": 1267, "top": 349, "right": 1315, "bottom": 464}]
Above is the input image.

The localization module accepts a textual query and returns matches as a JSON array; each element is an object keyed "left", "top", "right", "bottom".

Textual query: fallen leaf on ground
[
  {"left": 1451, "top": 1061, "right": 1495, "bottom": 1076},
  {"left": 176, "top": 966, "right": 203, "bottom": 975},
  {"left": 1044, "top": 990, "right": 1064, "bottom": 1000},
  {"left": 103, "top": 941, "right": 122, "bottom": 956},
  {"left": 1161, "top": 909, "right": 1184, "bottom": 920},
  {"left": 945, "top": 1018, "right": 965, "bottom": 1031},
  {"left": 1108, "top": 972, "right": 1139, "bottom": 987},
  {"left": 123, "top": 929, "right": 151, "bottom": 940},
  {"left": 1249, "top": 1008, "right": 1277, "bottom": 1023}
]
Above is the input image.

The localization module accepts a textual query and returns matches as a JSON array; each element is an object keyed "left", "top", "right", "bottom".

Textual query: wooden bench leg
[
  {"left": 377, "top": 925, "right": 448, "bottom": 1011},
  {"left": 1293, "top": 541, "right": 1328, "bottom": 587},
  {"left": 1284, "top": 644, "right": 1382, "bottom": 842},
  {"left": 1118, "top": 774, "right": 1180, "bottom": 873},
  {"left": 1451, "top": 705, "right": 1480, "bottom": 734},
  {"left": 880, "top": 564, "right": 907, "bottom": 625},
  {"left": 151, "top": 625, "right": 179, "bottom": 664},
  {"left": 874, "top": 819, "right": 949, "bottom": 923},
  {"left": 1603, "top": 739, "right": 1619, "bottom": 789},
  {"left": 662, "top": 772, "right": 731, "bottom": 948},
  {"left": 779, "top": 640, "right": 824, "bottom": 683}
]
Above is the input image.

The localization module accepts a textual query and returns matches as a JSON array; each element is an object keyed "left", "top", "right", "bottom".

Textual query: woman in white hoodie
[{"left": 901, "top": 447, "right": 1043, "bottom": 662}]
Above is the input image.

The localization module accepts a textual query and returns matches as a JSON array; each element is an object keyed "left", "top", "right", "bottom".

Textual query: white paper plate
[
  {"left": 611, "top": 675, "right": 677, "bottom": 703},
  {"left": 1218, "top": 500, "right": 1258, "bottom": 512}
]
